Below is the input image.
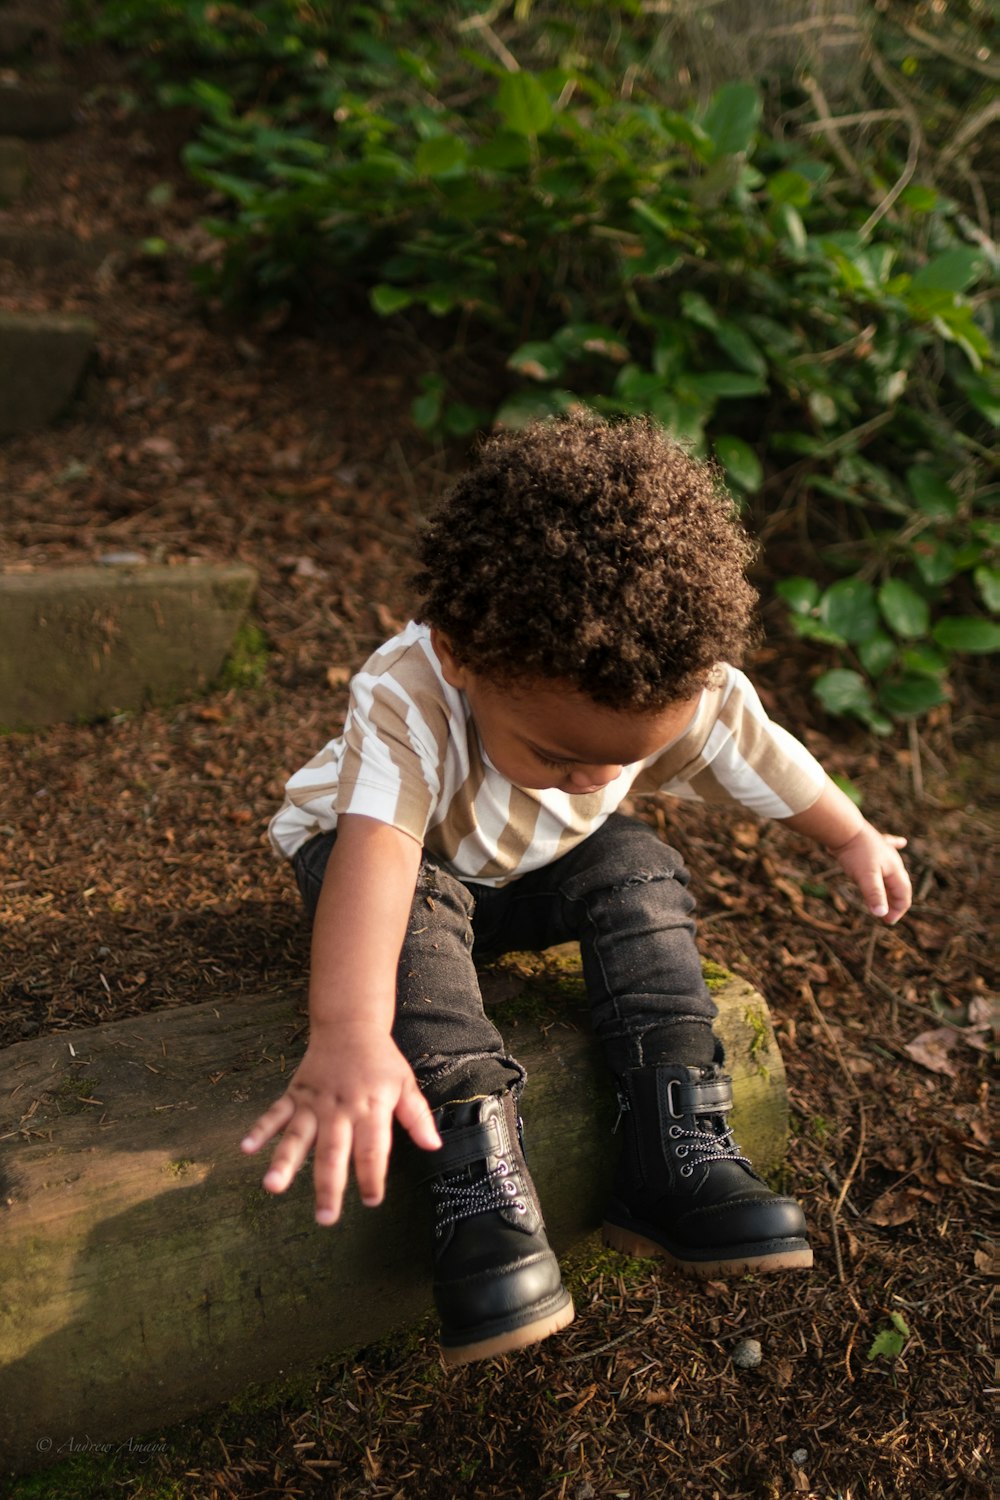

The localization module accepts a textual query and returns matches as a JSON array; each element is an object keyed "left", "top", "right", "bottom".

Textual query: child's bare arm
[
  {"left": 240, "top": 815, "right": 440, "bottom": 1224},
  {"left": 780, "top": 775, "right": 912, "bottom": 924}
]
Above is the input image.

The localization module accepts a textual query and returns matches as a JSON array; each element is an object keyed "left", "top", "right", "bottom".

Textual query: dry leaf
[
  {"left": 867, "top": 1187, "right": 920, "bottom": 1227},
  {"left": 375, "top": 602, "right": 403, "bottom": 636},
  {"left": 903, "top": 1027, "right": 960, "bottom": 1078},
  {"left": 967, "top": 995, "right": 995, "bottom": 1029},
  {"left": 973, "top": 1247, "right": 998, "bottom": 1276},
  {"left": 326, "top": 665, "right": 352, "bottom": 689}
]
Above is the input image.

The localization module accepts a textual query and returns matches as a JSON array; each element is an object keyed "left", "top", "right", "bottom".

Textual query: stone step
[
  {"left": 0, "top": 563, "right": 260, "bottom": 730},
  {"left": 0, "top": 81, "right": 76, "bottom": 136},
  {"left": 0, "top": 222, "right": 117, "bottom": 268},
  {"left": 0, "top": 309, "right": 96, "bottom": 438},
  {"left": 0, "top": 134, "right": 27, "bottom": 201},
  {"left": 0, "top": 11, "right": 47, "bottom": 60}
]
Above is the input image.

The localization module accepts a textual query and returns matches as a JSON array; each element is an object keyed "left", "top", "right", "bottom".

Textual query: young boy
[{"left": 241, "top": 416, "right": 910, "bottom": 1366}]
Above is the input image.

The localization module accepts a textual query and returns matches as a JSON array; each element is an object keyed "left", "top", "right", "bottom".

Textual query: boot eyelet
[
  {"left": 503, "top": 1180, "right": 516, "bottom": 1194},
  {"left": 675, "top": 1145, "right": 688, "bottom": 1158},
  {"left": 496, "top": 1160, "right": 509, "bottom": 1175},
  {"left": 668, "top": 1125, "right": 684, "bottom": 1139},
  {"left": 514, "top": 1201, "right": 527, "bottom": 1214},
  {"left": 680, "top": 1165, "right": 694, "bottom": 1178}
]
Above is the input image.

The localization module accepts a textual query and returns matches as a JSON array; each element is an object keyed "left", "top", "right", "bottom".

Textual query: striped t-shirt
[{"left": 269, "top": 621, "right": 826, "bottom": 887}]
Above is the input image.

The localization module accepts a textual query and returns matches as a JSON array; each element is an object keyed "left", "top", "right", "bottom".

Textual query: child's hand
[
  {"left": 240, "top": 1026, "right": 441, "bottom": 1225},
  {"left": 828, "top": 822, "right": 911, "bottom": 924}
]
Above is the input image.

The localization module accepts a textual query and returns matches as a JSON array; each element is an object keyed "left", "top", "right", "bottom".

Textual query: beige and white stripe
[{"left": 269, "top": 622, "right": 826, "bottom": 887}]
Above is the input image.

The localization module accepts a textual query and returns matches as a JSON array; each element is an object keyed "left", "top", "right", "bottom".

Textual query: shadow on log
[{"left": 0, "top": 947, "right": 788, "bottom": 1475}]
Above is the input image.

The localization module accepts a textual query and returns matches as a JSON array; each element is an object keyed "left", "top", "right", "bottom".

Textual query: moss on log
[{"left": 0, "top": 948, "right": 789, "bottom": 1475}]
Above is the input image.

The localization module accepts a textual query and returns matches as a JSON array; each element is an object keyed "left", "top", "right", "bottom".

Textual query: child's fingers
[
  {"left": 884, "top": 835, "right": 907, "bottom": 849},
  {"left": 395, "top": 1078, "right": 442, "bottom": 1153},
  {"left": 261, "top": 1112, "right": 316, "bottom": 1196},
  {"left": 240, "top": 1093, "right": 296, "bottom": 1154},
  {"left": 352, "top": 1109, "right": 394, "bottom": 1209},
  {"left": 883, "top": 859, "right": 913, "bottom": 924},
  {"left": 313, "top": 1115, "right": 353, "bottom": 1226},
  {"left": 859, "top": 868, "right": 889, "bottom": 919}
]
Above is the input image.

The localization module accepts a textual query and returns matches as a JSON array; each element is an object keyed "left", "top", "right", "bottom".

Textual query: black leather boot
[
  {"left": 603, "top": 1063, "right": 812, "bottom": 1276},
  {"left": 429, "top": 1091, "right": 574, "bottom": 1366}
]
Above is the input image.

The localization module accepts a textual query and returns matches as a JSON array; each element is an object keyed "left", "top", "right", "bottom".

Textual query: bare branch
[
  {"left": 938, "top": 98, "right": 1000, "bottom": 171},
  {"left": 799, "top": 72, "right": 865, "bottom": 185},
  {"left": 902, "top": 21, "right": 1000, "bottom": 83}
]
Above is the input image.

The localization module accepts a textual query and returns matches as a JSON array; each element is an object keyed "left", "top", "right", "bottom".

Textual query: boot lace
[
  {"left": 667, "top": 1119, "right": 751, "bottom": 1177},
  {"left": 432, "top": 1157, "right": 527, "bottom": 1234}
]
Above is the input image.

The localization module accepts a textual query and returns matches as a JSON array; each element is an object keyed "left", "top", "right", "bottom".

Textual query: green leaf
[
  {"left": 776, "top": 577, "right": 820, "bottom": 615},
  {"left": 496, "top": 72, "right": 553, "bottom": 138},
  {"left": 680, "top": 371, "right": 767, "bottom": 400},
  {"left": 954, "top": 370, "right": 1000, "bottom": 426},
  {"left": 878, "top": 579, "right": 930, "bottom": 640},
  {"left": 411, "top": 375, "right": 443, "bottom": 431},
  {"left": 819, "top": 579, "right": 879, "bottom": 643},
  {"left": 414, "top": 134, "right": 468, "bottom": 178},
  {"left": 714, "top": 435, "right": 763, "bottom": 493},
  {"left": 507, "top": 341, "right": 565, "bottom": 381},
  {"left": 469, "top": 131, "right": 533, "bottom": 171},
  {"left": 899, "top": 184, "right": 939, "bottom": 213},
  {"left": 371, "top": 284, "right": 413, "bottom": 316},
  {"left": 932, "top": 617, "right": 1000, "bottom": 654},
  {"left": 772, "top": 202, "right": 806, "bottom": 252},
  {"left": 974, "top": 566, "right": 1000, "bottom": 613},
  {"left": 878, "top": 674, "right": 948, "bottom": 718},
  {"left": 656, "top": 110, "right": 712, "bottom": 156},
  {"left": 767, "top": 169, "right": 813, "bottom": 207},
  {"left": 858, "top": 633, "right": 897, "bottom": 678},
  {"left": 680, "top": 290, "right": 718, "bottom": 331},
  {"left": 442, "top": 400, "right": 484, "bottom": 437},
  {"left": 815, "top": 669, "right": 871, "bottom": 715},
  {"left": 905, "top": 465, "right": 958, "bottom": 518},
  {"left": 554, "top": 323, "right": 630, "bottom": 362},
  {"left": 901, "top": 646, "right": 948, "bottom": 678},
  {"left": 494, "top": 388, "right": 580, "bottom": 428},
  {"left": 868, "top": 1310, "right": 912, "bottom": 1361},
  {"left": 791, "top": 615, "right": 848, "bottom": 647},
  {"left": 910, "top": 247, "right": 986, "bottom": 293},
  {"left": 712, "top": 321, "right": 767, "bottom": 377},
  {"left": 700, "top": 82, "right": 761, "bottom": 158},
  {"left": 912, "top": 539, "right": 957, "bottom": 588}
]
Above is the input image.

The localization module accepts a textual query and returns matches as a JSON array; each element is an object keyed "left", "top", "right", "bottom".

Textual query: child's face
[{"left": 432, "top": 632, "right": 697, "bottom": 796}]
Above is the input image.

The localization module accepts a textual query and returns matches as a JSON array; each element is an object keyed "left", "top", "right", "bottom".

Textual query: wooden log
[{"left": 0, "top": 949, "right": 789, "bottom": 1475}]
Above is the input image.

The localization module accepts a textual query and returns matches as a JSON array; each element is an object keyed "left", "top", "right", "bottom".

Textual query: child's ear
[{"left": 430, "top": 629, "right": 468, "bottom": 689}]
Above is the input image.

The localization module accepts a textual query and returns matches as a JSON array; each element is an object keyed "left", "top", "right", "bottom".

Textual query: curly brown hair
[{"left": 415, "top": 414, "right": 759, "bottom": 710}]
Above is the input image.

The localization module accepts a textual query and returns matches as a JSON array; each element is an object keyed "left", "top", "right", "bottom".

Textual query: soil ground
[{"left": 0, "top": 25, "right": 995, "bottom": 1500}]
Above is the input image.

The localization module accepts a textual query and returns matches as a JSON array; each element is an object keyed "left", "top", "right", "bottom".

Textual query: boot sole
[
  {"left": 440, "top": 1294, "right": 575, "bottom": 1367},
  {"left": 603, "top": 1220, "right": 813, "bottom": 1277}
]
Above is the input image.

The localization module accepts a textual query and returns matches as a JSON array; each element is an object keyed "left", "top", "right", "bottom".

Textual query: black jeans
[{"left": 292, "top": 814, "right": 718, "bottom": 1108}]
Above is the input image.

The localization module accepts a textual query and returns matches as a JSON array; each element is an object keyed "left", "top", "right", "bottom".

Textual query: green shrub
[{"left": 73, "top": 2, "right": 997, "bottom": 731}]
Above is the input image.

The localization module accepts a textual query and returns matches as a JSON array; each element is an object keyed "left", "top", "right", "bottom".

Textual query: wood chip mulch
[{"left": 1, "top": 37, "right": 995, "bottom": 1500}]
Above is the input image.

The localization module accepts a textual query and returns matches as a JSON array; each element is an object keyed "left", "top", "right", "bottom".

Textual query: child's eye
[{"left": 535, "top": 751, "right": 570, "bottom": 770}]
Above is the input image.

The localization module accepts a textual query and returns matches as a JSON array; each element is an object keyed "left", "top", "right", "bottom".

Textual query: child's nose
[{"left": 565, "top": 763, "right": 622, "bottom": 792}]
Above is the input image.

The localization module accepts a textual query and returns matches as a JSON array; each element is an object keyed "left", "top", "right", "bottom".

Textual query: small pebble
[
  {"left": 99, "top": 550, "right": 145, "bottom": 566},
  {"left": 731, "top": 1337, "right": 762, "bottom": 1369},
  {"left": 792, "top": 1449, "right": 809, "bottom": 1466}
]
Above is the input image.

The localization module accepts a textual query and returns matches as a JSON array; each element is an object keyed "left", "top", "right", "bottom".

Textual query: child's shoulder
[
  {"left": 355, "top": 622, "right": 458, "bottom": 718},
  {"left": 358, "top": 621, "right": 438, "bottom": 684}
]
